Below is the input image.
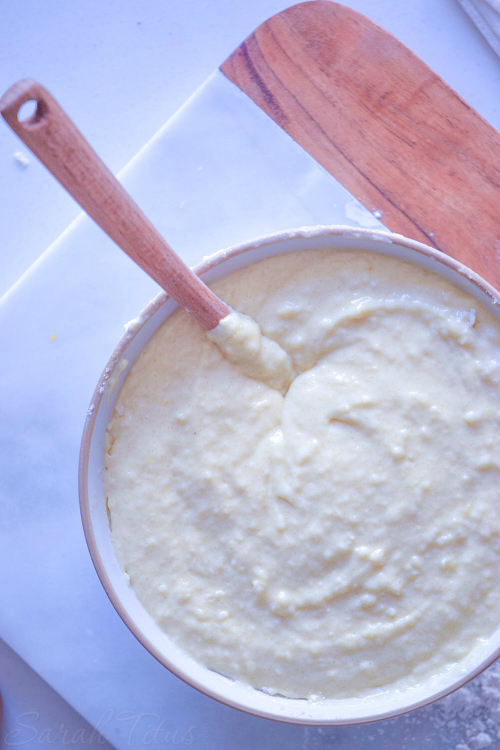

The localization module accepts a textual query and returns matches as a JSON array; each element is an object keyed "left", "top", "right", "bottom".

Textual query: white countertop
[{"left": 0, "top": 1, "right": 499, "bottom": 747}]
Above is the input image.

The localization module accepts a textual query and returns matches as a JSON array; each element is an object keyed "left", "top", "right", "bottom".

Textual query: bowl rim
[{"left": 78, "top": 225, "right": 500, "bottom": 726}]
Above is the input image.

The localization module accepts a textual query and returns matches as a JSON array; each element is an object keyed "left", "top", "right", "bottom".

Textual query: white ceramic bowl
[{"left": 79, "top": 226, "right": 500, "bottom": 725}]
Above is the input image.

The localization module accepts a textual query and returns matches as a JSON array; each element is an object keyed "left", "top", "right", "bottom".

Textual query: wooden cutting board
[{"left": 221, "top": 0, "right": 500, "bottom": 289}]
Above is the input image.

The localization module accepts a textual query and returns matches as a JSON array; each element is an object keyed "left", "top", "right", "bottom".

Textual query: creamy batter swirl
[{"left": 104, "top": 249, "right": 500, "bottom": 699}]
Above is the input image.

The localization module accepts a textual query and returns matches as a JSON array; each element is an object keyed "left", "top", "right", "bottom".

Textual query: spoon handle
[{"left": 0, "top": 79, "right": 229, "bottom": 330}]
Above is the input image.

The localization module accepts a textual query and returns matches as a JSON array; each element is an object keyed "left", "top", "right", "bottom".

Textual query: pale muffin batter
[{"left": 104, "top": 249, "right": 500, "bottom": 700}]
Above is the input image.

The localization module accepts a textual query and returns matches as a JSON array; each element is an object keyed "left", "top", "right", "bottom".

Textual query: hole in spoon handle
[{"left": 0, "top": 78, "right": 51, "bottom": 133}]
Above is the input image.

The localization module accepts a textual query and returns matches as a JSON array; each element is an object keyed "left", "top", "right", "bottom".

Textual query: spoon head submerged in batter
[{"left": 207, "top": 310, "right": 296, "bottom": 395}]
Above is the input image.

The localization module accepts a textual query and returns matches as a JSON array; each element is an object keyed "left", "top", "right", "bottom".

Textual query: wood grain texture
[
  {"left": 0, "top": 79, "right": 229, "bottom": 330},
  {"left": 221, "top": 0, "right": 500, "bottom": 288}
]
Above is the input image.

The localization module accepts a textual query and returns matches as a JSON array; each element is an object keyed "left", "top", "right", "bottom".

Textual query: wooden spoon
[
  {"left": 1, "top": 79, "right": 297, "bottom": 393},
  {"left": 0, "top": 78, "right": 229, "bottom": 330}
]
